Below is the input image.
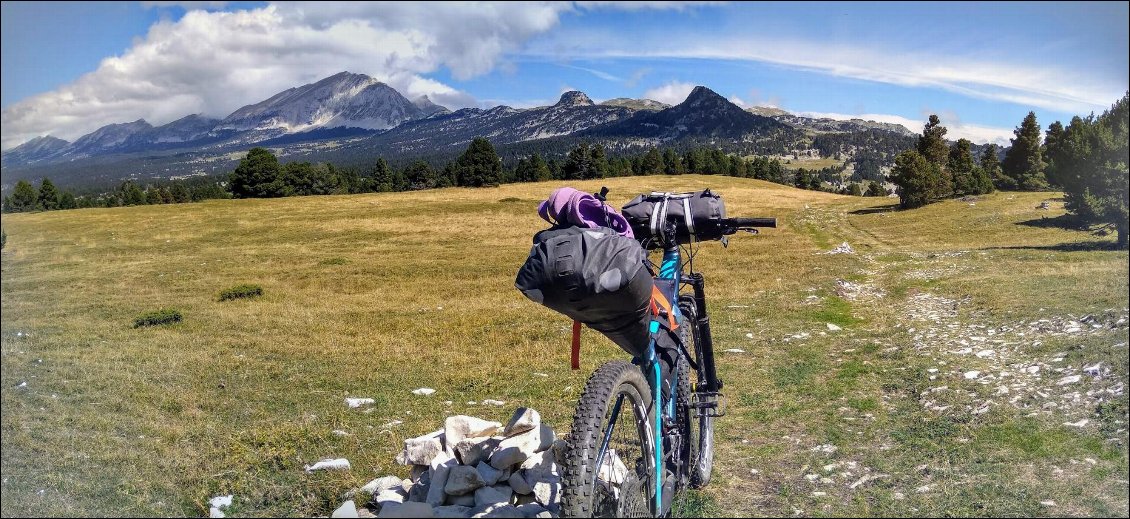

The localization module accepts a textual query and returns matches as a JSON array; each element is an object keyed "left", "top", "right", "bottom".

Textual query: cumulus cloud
[
  {"left": 2, "top": 1, "right": 720, "bottom": 149},
  {"left": 797, "top": 111, "right": 1014, "bottom": 146},
  {"left": 642, "top": 80, "right": 697, "bottom": 105}
]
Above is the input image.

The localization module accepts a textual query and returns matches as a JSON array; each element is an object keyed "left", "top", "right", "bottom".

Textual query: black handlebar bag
[
  {"left": 515, "top": 226, "right": 654, "bottom": 357},
  {"left": 621, "top": 189, "right": 727, "bottom": 246}
]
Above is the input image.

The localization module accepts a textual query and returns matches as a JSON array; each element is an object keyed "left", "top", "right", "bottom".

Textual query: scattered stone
[
  {"left": 209, "top": 495, "right": 233, "bottom": 518},
  {"left": 1040, "top": 500, "right": 1056, "bottom": 507},
  {"left": 476, "top": 462, "right": 507, "bottom": 486},
  {"left": 503, "top": 408, "right": 540, "bottom": 437},
  {"left": 445, "top": 466, "right": 486, "bottom": 496},
  {"left": 848, "top": 473, "right": 886, "bottom": 490},
  {"left": 333, "top": 430, "right": 351, "bottom": 437},
  {"left": 745, "top": 333, "right": 754, "bottom": 339},
  {"left": 455, "top": 437, "right": 500, "bottom": 467},
  {"left": 413, "top": 388, "right": 438, "bottom": 396},
  {"left": 915, "top": 485, "right": 931, "bottom": 493},
  {"left": 346, "top": 397, "right": 375, "bottom": 408},
  {"left": 1063, "top": 419, "right": 1089, "bottom": 428},
  {"left": 812, "top": 491, "right": 827, "bottom": 497},
  {"left": 474, "top": 485, "right": 513, "bottom": 506},
  {"left": 481, "top": 399, "right": 506, "bottom": 407},
  {"left": 724, "top": 348, "right": 746, "bottom": 353},
  {"left": 361, "top": 476, "right": 407, "bottom": 495},
  {"left": 1056, "top": 375, "right": 1081, "bottom": 386},
  {"left": 398, "top": 430, "right": 446, "bottom": 466},
  {"left": 377, "top": 502, "right": 435, "bottom": 518},
  {"left": 964, "top": 370, "right": 981, "bottom": 380},
  {"left": 824, "top": 242, "right": 855, "bottom": 255},
  {"left": 508, "top": 471, "right": 533, "bottom": 495},
  {"left": 532, "top": 479, "right": 561, "bottom": 506},
  {"left": 811, "top": 444, "right": 838, "bottom": 454},
  {"left": 446, "top": 416, "right": 502, "bottom": 453},
  {"left": 893, "top": 492, "right": 905, "bottom": 500},
  {"left": 826, "top": 323, "right": 842, "bottom": 332},
  {"left": 306, "top": 458, "right": 351, "bottom": 472},
  {"left": 333, "top": 500, "right": 360, "bottom": 518},
  {"left": 433, "top": 505, "right": 472, "bottom": 518}
]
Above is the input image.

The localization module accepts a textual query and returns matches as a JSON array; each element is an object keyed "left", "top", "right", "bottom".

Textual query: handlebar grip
[{"left": 728, "top": 217, "right": 777, "bottom": 228}]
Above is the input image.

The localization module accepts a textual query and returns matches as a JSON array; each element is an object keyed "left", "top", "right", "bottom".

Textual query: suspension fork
[{"left": 688, "top": 272, "right": 723, "bottom": 392}]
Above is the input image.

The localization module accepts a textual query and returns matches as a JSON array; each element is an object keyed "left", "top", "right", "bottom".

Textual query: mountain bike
[{"left": 559, "top": 190, "right": 775, "bottom": 518}]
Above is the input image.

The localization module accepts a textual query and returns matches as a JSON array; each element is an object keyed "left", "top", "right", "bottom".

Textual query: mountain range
[{"left": 1, "top": 71, "right": 919, "bottom": 188}]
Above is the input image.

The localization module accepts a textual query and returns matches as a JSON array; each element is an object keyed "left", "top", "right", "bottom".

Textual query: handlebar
[{"left": 724, "top": 217, "right": 777, "bottom": 229}]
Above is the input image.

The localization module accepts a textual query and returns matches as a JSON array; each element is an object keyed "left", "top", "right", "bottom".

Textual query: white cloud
[
  {"left": 642, "top": 80, "right": 697, "bottom": 105},
  {"left": 2, "top": 1, "right": 718, "bottom": 149},
  {"left": 523, "top": 32, "right": 1124, "bottom": 116},
  {"left": 728, "top": 95, "right": 747, "bottom": 108},
  {"left": 796, "top": 111, "right": 1014, "bottom": 146}
]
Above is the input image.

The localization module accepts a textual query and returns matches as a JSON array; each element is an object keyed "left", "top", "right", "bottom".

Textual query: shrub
[
  {"left": 134, "top": 308, "right": 182, "bottom": 328},
  {"left": 218, "top": 284, "right": 264, "bottom": 301}
]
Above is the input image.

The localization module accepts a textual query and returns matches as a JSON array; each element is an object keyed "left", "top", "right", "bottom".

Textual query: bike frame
[{"left": 592, "top": 229, "right": 724, "bottom": 516}]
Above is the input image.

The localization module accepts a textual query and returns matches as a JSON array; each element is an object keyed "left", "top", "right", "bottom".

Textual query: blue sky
[{"left": 2, "top": 1, "right": 1127, "bottom": 149}]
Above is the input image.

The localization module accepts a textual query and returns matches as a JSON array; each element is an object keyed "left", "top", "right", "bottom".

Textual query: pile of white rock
[{"left": 333, "top": 407, "right": 565, "bottom": 518}]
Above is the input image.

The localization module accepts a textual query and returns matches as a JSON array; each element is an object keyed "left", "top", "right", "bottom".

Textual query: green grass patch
[
  {"left": 133, "top": 308, "right": 183, "bottom": 328},
  {"left": 672, "top": 489, "right": 723, "bottom": 518},
  {"left": 218, "top": 284, "right": 264, "bottom": 301},
  {"left": 808, "top": 295, "right": 863, "bottom": 327},
  {"left": 319, "top": 257, "right": 348, "bottom": 266}
]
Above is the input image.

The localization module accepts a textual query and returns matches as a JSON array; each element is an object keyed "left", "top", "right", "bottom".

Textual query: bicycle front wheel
[{"left": 561, "top": 360, "right": 656, "bottom": 518}]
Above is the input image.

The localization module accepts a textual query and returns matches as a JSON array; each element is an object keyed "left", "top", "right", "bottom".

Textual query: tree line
[
  {"left": 2, "top": 176, "right": 230, "bottom": 212},
  {"left": 891, "top": 92, "right": 1128, "bottom": 247}
]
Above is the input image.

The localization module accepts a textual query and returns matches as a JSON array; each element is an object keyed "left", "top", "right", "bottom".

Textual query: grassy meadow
[{"left": 1, "top": 175, "right": 1127, "bottom": 517}]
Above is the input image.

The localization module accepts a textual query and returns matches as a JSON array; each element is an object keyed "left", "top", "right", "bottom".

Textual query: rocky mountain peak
[{"left": 555, "top": 91, "right": 595, "bottom": 108}]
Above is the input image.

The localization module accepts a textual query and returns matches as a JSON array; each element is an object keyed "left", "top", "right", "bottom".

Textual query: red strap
[{"left": 571, "top": 320, "right": 582, "bottom": 370}]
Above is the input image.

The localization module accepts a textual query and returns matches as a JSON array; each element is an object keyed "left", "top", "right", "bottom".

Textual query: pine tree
[
  {"left": 563, "top": 143, "right": 592, "bottom": 180},
  {"left": 662, "top": 148, "right": 683, "bottom": 174},
  {"left": 528, "top": 153, "right": 551, "bottom": 181},
  {"left": 37, "top": 178, "right": 60, "bottom": 210},
  {"left": 1054, "top": 93, "right": 1129, "bottom": 248},
  {"left": 918, "top": 115, "right": 950, "bottom": 165},
  {"left": 59, "top": 191, "right": 78, "bottom": 210},
  {"left": 1043, "top": 120, "right": 1067, "bottom": 187},
  {"left": 120, "top": 181, "right": 146, "bottom": 206},
  {"left": 891, "top": 150, "right": 947, "bottom": 208},
  {"left": 230, "top": 147, "right": 284, "bottom": 198},
  {"left": 10, "top": 180, "right": 37, "bottom": 212},
  {"left": 454, "top": 137, "right": 502, "bottom": 187},
  {"left": 170, "top": 182, "right": 191, "bottom": 203},
  {"left": 370, "top": 158, "right": 394, "bottom": 192},
  {"left": 948, "top": 139, "right": 980, "bottom": 196},
  {"left": 641, "top": 148, "right": 662, "bottom": 175},
  {"left": 1002, "top": 111, "right": 1049, "bottom": 190},
  {"left": 865, "top": 181, "right": 887, "bottom": 197},
  {"left": 403, "top": 160, "right": 435, "bottom": 190},
  {"left": 589, "top": 145, "right": 609, "bottom": 179},
  {"left": 979, "top": 144, "right": 1011, "bottom": 190}
]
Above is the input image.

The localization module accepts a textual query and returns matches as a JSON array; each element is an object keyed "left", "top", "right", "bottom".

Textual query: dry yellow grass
[{"left": 1, "top": 176, "right": 1126, "bottom": 517}]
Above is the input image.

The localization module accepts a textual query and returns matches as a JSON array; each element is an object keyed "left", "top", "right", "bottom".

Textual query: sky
[{"left": 1, "top": 1, "right": 1127, "bottom": 150}]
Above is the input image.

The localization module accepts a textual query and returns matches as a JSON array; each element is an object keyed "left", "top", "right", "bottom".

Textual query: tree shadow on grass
[
  {"left": 1015, "top": 213, "right": 1088, "bottom": 230},
  {"left": 983, "top": 241, "right": 1124, "bottom": 252},
  {"left": 848, "top": 204, "right": 901, "bottom": 215}
]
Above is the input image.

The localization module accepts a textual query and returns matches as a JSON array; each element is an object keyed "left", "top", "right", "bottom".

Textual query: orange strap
[
  {"left": 650, "top": 286, "right": 678, "bottom": 329},
  {"left": 571, "top": 320, "right": 582, "bottom": 370}
]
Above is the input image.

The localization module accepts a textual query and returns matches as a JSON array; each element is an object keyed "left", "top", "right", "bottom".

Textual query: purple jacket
[{"left": 537, "top": 187, "right": 634, "bottom": 238}]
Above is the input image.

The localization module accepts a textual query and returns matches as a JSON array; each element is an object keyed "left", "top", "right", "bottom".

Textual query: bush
[
  {"left": 218, "top": 284, "right": 264, "bottom": 301},
  {"left": 134, "top": 308, "right": 182, "bottom": 328}
]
